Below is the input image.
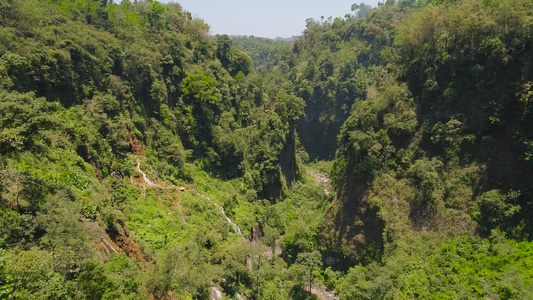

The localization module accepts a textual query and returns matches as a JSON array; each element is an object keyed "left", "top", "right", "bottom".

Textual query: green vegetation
[{"left": 1, "top": 0, "right": 533, "bottom": 299}]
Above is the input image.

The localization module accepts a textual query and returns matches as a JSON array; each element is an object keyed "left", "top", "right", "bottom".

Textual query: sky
[{"left": 158, "top": 0, "right": 381, "bottom": 39}]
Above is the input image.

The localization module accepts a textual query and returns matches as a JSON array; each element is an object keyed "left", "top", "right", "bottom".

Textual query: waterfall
[
  {"left": 199, "top": 191, "right": 257, "bottom": 299},
  {"left": 198, "top": 192, "right": 251, "bottom": 242},
  {"left": 209, "top": 286, "right": 223, "bottom": 300},
  {"left": 136, "top": 159, "right": 156, "bottom": 186}
]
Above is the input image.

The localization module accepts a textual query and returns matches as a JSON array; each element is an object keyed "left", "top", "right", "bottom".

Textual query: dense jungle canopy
[{"left": 1, "top": 0, "right": 533, "bottom": 299}]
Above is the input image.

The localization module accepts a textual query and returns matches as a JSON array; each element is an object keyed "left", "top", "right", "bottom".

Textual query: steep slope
[
  {"left": 315, "top": 0, "right": 533, "bottom": 297},
  {"left": 0, "top": 0, "right": 306, "bottom": 298},
  {"left": 236, "top": 0, "right": 533, "bottom": 297}
]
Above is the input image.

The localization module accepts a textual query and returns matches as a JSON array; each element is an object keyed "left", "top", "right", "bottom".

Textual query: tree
[
  {"left": 262, "top": 225, "right": 280, "bottom": 262},
  {"left": 274, "top": 92, "right": 306, "bottom": 126},
  {"left": 295, "top": 251, "right": 322, "bottom": 293},
  {"left": 216, "top": 34, "right": 232, "bottom": 68},
  {"left": 351, "top": 3, "right": 372, "bottom": 19},
  {"left": 180, "top": 71, "right": 222, "bottom": 149}
]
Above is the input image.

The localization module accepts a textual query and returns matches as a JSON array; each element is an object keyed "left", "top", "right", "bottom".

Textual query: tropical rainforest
[{"left": 1, "top": 0, "right": 532, "bottom": 299}]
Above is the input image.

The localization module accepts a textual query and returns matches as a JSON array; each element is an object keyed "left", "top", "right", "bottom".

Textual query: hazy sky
[{"left": 158, "top": 0, "right": 381, "bottom": 39}]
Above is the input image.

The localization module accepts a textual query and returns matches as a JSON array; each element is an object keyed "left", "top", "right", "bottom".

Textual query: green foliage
[
  {"left": 180, "top": 71, "right": 222, "bottom": 149},
  {"left": 232, "top": 36, "right": 293, "bottom": 75},
  {"left": 295, "top": 251, "right": 322, "bottom": 292},
  {"left": 332, "top": 233, "right": 529, "bottom": 299},
  {"left": 146, "top": 242, "right": 223, "bottom": 299},
  {"left": 331, "top": 68, "right": 415, "bottom": 184},
  {"left": 0, "top": 91, "right": 61, "bottom": 155},
  {"left": 475, "top": 190, "right": 522, "bottom": 236},
  {"left": 0, "top": 248, "right": 69, "bottom": 299},
  {"left": 78, "top": 254, "right": 144, "bottom": 300},
  {"left": 37, "top": 193, "right": 100, "bottom": 279},
  {"left": 1, "top": 0, "right": 533, "bottom": 298},
  {"left": 0, "top": 0, "right": 309, "bottom": 297},
  {"left": 274, "top": 92, "right": 306, "bottom": 124}
]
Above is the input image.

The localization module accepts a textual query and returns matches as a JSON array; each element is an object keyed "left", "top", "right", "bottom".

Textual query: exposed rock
[
  {"left": 311, "top": 284, "right": 337, "bottom": 300},
  {"left": 321, "top": 179, "right": 384, "bottom": 268},
  {"left": 281, "top": 123, "right": 297, "bottom": 187},
  {"left": 87, "top": 219, "right": 146, "bottom": 263},
  {"left": 306, "top": 170, "right": 329, "bottom": 183},
  {"left": 106, "top": 219, "right": 147, "bottom": 263},
  {"left": 209, "top": 286, "right": 223, "bottom": 300},
  {"left": 251, "top": 225, "right": 261, "bottom": 244}
]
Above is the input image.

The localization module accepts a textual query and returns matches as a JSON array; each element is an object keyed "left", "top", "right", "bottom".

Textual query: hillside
[{"left": 1, "top": 0, "right": 533, "bottom": 299}]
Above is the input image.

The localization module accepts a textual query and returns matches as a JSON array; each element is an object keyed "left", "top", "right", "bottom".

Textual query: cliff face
[
  {"left": 321, "top": 178, "right": 384, "bottom": 268},
  {"left": 280, "top": 123, "right": 297, "bottom": 187},
  {"left": 316, "top": 0, "right": 533, "bottom": 272},
  {"left": 297, "top": 106, "right": 341, "bottom": 161}
]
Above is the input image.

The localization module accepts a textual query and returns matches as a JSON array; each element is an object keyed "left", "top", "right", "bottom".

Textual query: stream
[
  {"left": 197, "top": 192, "right": 251, "bottom": 242},
  {"left": 134, "top": 158, "right": 249, "bottom": 299},
  {"left": 136, "top": 159, "right": 156, "bottom": 186},
  {"left": 199, "top": 191, "right": 337, "bottom": 300},
  {"left": 197, "top": 192, "right": 256, "bottom": 300},
  {"left": 135, "top": 158, "right": 245, "bottom": 239},
  {"left": 136, "top": 160, "right": 332, "bottom": 299},
  {"left": 306, "top": 170, "right": 331, "bottom": 195},
  {"left": 214, "top": 203, "right": 245, "bottom": 236}
]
